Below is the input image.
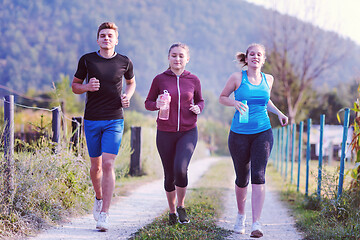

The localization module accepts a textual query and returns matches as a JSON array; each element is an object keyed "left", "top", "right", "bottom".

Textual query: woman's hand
[
  {"left": 234, "top": 100, "right": 248, "bottom": 114},
  {"left": 156, "top": 96, "right": 166, "bottom": 109},
  {"left": 189, "top": 104, "right": 200, "bottom": 114},
  {"left": 278, "top": 112, "right": 288, "bottom": 126}
]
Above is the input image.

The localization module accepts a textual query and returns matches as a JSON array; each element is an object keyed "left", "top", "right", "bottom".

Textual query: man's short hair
[{"left": 97, "top": 22, "right": 118, "bottom": 39}]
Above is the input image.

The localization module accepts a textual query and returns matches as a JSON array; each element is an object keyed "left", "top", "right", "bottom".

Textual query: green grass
[
  {"left": 129, "top": 157, "right": 233, "bottom": 240},
  {"left": 267, "top": 163, "right": 360, "bottom": 240},
  {"left": 0, "top": 147, "right": 94, "bottom": 238}
]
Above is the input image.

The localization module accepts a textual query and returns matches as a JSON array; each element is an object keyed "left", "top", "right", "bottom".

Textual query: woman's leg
[
  {"left": 251, "top": 184, "right": 265, "bottom": 222},
  {"left": 156, "top": 130, "right": 177, "bottom": 212},
  {"left": 165, "top": 190, "right": 176, "bottom": 213},
  {"left": 250, "top": 129, "right": 273, "bottom": 223},
  {"left": 235, "top": 185, "right": 248, "bottom": 215},
  {"left": 228, "top": 131, "right": 251, "bottom": 214},
  {"left": 173, "top": 128, "right": 198, "bottom": 207}
]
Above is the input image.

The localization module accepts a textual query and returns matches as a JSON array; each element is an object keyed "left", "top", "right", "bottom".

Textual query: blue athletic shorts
[{"left": 84, "top": 119, "right": 124, "bottom": 158}]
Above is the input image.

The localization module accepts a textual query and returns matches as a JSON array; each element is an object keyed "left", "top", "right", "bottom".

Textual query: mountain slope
[{"left": 0, "top": 0, "right": 359, "bottom": 98}]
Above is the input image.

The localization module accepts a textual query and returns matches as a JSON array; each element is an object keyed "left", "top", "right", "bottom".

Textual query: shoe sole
[
  {"left": 234, "top": 229, "right": 245, "bottom": 234},
  {"left": 178, "top": 219, "right": 190, "bottom": 224},
  {"left": 250, "top": 230, "right": 263, "bottom": 238},
  {"left": 96, "top": 226, "right": 108, "bottom": 232}
]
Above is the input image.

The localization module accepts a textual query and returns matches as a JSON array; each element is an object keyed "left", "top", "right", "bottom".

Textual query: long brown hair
[{"left": 167, "top": 42, "right": 190, "bottom": 69}]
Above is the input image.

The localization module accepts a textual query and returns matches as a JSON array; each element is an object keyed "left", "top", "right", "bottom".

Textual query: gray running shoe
[
  {"left": 176, "top": 206, "right": 190, "bottom": 224},
  {"left": 169, "top": 213, "right": 177, "bottom": 225}
]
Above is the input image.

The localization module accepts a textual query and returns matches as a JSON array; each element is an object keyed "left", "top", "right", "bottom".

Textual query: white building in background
[{"left": 310, "top": 125, "right": 354, "bottom": 161}]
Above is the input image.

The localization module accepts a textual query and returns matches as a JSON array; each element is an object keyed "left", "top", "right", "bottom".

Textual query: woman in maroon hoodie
[{"left": 145, "top": 43, "right": 204, "bottom": 225}]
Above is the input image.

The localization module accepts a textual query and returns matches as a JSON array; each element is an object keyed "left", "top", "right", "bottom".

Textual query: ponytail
[{"left": 236, "top": 52, "right": 247, "bottom": 67}]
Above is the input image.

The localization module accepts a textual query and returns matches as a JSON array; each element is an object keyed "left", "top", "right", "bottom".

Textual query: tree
[{"left": 263, "top": 2, "right": 346, "bottom": 125}]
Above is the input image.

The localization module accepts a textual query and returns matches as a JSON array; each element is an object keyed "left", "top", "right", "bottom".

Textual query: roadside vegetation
[
  {"left": 0, "top": 105, "right": 229, "bottom": 239},
  {"left": 268, "top": 164, "right": 360, "bottom": 240}
]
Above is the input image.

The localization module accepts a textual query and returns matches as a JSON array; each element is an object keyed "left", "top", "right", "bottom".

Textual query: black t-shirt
[{"left": 74, "top": 51, "right": 134, "bottom": 120}]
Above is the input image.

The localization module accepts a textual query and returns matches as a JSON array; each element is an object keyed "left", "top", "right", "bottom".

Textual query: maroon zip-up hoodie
[{"left": 145, "top": 69, "right": 205, "bottom": 132}]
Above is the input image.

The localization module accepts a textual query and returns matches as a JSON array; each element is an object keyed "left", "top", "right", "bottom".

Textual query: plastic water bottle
[
  {"left": 159, "top": 90, "right": 171, "bottom": 120},
  {"left": 239, "top": 100, "right": 249, "bottom": 123}
]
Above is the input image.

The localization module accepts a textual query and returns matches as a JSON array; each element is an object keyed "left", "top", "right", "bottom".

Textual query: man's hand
[
  {"left": 121, "top": 94, "right": 130, "bottom": 108},
  {"left": 87, "top": 77, "right": 100, "bottom": 92}
]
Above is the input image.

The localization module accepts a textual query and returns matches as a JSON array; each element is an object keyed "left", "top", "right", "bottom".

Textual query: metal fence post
[
  {"left": 281, "top": 126, "right": 284, "bottom": 175},
  {"left": 317, "top": 114, "right": 325, "bottom": 199},
  {"left": 291, "top": 123, "right": 296, "bottom": 184},
  {"left": 305, "top": 118, "right": 312, "bottom": 197},
  {"left": 285, "top": 124, "right": 289, "bottom": 180},
  {"left": 337, "top": 108, "right": 350, "bottom": 199},
  {"left": 297, "top": 121, "right": 304, "bottom": 192}
]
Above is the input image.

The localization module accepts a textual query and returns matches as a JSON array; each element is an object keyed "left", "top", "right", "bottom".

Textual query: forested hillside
[{"left": 1, "top": 0, "right": 359, "bottom": 98}]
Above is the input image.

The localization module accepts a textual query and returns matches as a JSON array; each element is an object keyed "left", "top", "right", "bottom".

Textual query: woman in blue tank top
[{"left": 219, "top": 43, "right": 288, "bottom": 238}]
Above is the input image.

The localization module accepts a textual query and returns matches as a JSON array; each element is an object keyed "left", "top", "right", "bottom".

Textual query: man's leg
[
  {"left": 100, "top": 152, "right": 116, "bottom": 213},
  {"left": 90, "top": 156, "right": 103, "bottom": 200}
]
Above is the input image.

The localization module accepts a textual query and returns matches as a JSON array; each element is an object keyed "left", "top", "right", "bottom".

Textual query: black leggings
[
  {"left": 228, "top": 129, "right": 273, "bottom": 188},
  {"left": 156, "top": 127, "right": 198, "bottom": 192}
]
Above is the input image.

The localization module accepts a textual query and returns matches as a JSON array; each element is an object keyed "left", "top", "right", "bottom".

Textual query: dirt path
[
  {"left": 28, "top": 157, "right": 220, "bottom": 240},
  {"left": 217, "top": 175, "right": 304, "bottom": 239},
  {"left": 28, "top": 157, "right": 303, "bottom": 240}
]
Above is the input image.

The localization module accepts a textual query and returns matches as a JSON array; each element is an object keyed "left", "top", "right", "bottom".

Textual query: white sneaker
[
  {"left": 96, "top": 212, "right": 109, "bottom": 231},
  {"left": 234, "top": 213, "right": 246, "bottom": 234},
  {"left": 250, "top": 221, "right": 263, "bottom": 238},
  {"left": 93, "top": 198, "right": 103, "bottom": 221}
]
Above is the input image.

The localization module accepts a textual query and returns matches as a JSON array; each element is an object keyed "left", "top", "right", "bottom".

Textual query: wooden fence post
[
  {"left": 70, "top": 117, "right": 83, "bottom": 154},
  {"left": 129, "top": 126, "right": 142, "bottom": 176},
  {"left": 52, "top": 107, "right": 60, "bottom": 153},
  {"left": 4, "top": 95, "right": 15, "bottom": 202}
]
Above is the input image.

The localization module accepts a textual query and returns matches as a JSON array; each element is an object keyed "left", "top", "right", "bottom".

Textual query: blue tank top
[{"left": 230, "top": 70, "right": 272, "bottom": 134}]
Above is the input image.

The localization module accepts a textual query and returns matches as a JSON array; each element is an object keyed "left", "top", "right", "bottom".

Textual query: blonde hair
[{"left": 236, "top": 43, "right": 266, "bottom": 67}]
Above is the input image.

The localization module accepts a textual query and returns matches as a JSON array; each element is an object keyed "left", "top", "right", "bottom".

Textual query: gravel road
[
  {"left": 28, "top": 157, "right": 220, "bottom": 240},
  {"left": 217, "top": 175, "right": 304, "bottom": 239},
  {"left": 27, "top": 157, "right": 303, "bottom": 240}
]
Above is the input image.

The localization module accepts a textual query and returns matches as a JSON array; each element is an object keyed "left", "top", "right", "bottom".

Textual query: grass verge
[
  {"left": 267, "top": 164, "right": 360, "bottom": 240},
  {"left": 129, "top": 157, "right": 233, "bottom": 240}
]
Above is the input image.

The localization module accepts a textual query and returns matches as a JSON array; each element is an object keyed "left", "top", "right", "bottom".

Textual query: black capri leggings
[
  {"left": 156, "top": 127, "right": 198, "bottom": 192},
  {"left": 228, "top": 129, "right": 273, "bottom": 188}
]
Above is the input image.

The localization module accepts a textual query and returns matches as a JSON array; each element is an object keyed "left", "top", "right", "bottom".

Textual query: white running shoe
[
  {"left": 234, "top": 213, "right": 246, "bottom": 234},
  {"left": 250, "top": 221, "right": 263, "bottom": 238},
  {"left": 93, "top": 198, "right": 103, "bottom": 221},
  {"left": 96, "top": 212, "right": 109, "bottom": 231}
]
